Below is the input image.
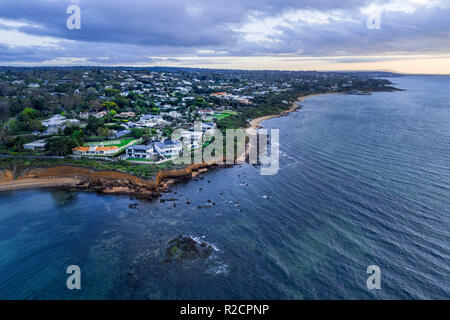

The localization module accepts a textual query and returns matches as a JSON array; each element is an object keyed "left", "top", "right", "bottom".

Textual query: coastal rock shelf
[{"left": 0, "top": 163, "right": 223, "bottom": 198}]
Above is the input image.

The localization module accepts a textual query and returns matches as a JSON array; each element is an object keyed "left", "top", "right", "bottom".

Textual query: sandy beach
[
  {"left": 0, "top": 178, "right": 83, "bottom": 192},
  {"left": 236, "top": 93, "right": 334, "bottom": 163},
  {"left": 245, "top": 93, "right": 331, "bottom": 135}
]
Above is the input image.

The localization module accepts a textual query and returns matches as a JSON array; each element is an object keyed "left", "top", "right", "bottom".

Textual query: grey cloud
[{"left": 0, "top": 0, "right": 449, "bottom": 65}]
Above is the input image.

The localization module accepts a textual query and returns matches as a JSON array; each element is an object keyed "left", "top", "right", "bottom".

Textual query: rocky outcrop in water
[
  {"left": 76, "top": 177, "right": 158, "bottom": 198},
  {"left": 165, "top": 235, "right": 213, "bottom": 262}
]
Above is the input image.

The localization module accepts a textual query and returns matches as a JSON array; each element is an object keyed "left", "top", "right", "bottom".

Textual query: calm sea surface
[{"left": 0, "top": 76, "right": 449, "bottom": 299}]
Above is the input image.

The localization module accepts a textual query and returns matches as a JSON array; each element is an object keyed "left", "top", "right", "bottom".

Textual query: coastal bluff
[{"left": 0, "top": 163, "right": 219, "bottom": 198}]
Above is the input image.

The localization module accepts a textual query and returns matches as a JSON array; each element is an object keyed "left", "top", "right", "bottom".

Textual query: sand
[
  {"left": 245, "top": 93, "right": 330, "bottom": 135},
  {"left": 0, "top": 178, "right": 83, "bottom": 192}
]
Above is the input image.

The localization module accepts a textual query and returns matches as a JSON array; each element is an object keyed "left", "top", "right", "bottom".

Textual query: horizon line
[{"left": 1, "top": 65, "right": 450, "bottom": 76}]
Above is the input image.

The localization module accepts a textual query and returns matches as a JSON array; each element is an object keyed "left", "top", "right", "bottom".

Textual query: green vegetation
[
  {"left": 214, "top": 113, "right": 231, "bottom": 120},
  {"left": 83, "top": 138, "right": 135, "bottom": 148}
]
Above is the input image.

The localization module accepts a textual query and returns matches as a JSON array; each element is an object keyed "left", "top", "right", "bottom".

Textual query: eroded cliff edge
[{"left": 0, "top": 163, "right": 221, "bottom": 199}]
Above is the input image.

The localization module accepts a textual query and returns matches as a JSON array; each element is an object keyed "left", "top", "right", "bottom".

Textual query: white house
[
  {"left": 72, "top": 145, "right": 119, "bottom": 156},
  {"left": 43, "top": 125, "right": 63, "bottom": 136},
  {"left": 154, "top": 140, "right": 182, "bottom": 157},
  {"left": 180, "top": 130, "right": 204, "bottom": 149},
  {"left": 42, "top": 114, "right": 66, "bottom": 127},
  {"left": 138, "top": 114, "right": 163, "bottom": 126},
  {"left": 23, "top": 139, "right": 46, "bottom": 151},
  {"left": 161, "top": 111, "right": 182, "bottom": 118},
  {"left": 126, "top": 144, "right": 155, "bottom": 159},
  {"left": 201, "top": 122, "right": 216, "bottom": 133},
  {"left": 140, "top": 114, "right": 162, "bottom": 122},
  {"left": 198, "top": 109, "right": 214, "bottom": 117},
  {"left": 117, "top": 111, "right": 136, "bottom": 118},
  {"left": 42, "top": 114, "right": 80, "bottom": 127}
]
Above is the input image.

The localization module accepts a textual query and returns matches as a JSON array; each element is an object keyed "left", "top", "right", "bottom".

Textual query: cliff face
[
  {"left": 0, "top": 163, "right": 220, "bottom": 198},
  {"left": 0, "top": 170, "right": 14, "bottom": 182}
]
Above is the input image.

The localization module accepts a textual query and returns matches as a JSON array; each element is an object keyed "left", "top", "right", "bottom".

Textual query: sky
[{"left": 0, "top": 0, "right": 449, "bottom": 74}]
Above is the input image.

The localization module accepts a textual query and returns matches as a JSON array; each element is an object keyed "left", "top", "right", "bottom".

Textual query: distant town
[{"left": 0, "top": 67, "right": 399, "bottom": 177}]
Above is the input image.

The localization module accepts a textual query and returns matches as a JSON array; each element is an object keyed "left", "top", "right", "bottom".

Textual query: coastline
[
  {"left": 245, "top": 93, "right": 337, "bottom": 135},
  {"left": 0, "top": 178, "right": 83, "bottom": 192},
  {"left": 0, "top": 92, "right": 335, "bottom": 196},
  {"left": 0, "top": 163, "right": 221, "bottom": 197}
]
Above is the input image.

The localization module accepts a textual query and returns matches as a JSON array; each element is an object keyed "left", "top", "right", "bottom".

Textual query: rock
[{"left": 165, "top": 235, "right": 214, "bottom": 261}]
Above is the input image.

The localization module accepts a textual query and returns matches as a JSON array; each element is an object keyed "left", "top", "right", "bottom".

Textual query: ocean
[{"left": 0, "top": 75, "right": 449, "bottom": 299}]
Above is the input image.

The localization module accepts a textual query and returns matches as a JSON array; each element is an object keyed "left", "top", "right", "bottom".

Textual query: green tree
[
  {"left": 20, "top": 107, "right": 38, "bottom": 120},
  {"left": 130, "top": 128, "right": 144, "bottom": 139},
  {"left": 97, "top": 127, "right": 111, "bottom": 139},
  {"left": 46, "top": 137, "right": 78, "bottom": 156},
  {"left": 86, "top": 116, "right": 104, "bottom": 134},
  {"left": 102, "top": 101, "right": 119, "bottom": 111}
]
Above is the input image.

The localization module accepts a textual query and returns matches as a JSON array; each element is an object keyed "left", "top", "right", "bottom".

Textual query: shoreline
[
  {"left": 0, "top": 92, "right": 338, "bottom": 195},
  {"left": 245, "top": 93, "right": 337, "bottom": 135},
  {"left": 0, "top": 163, "right": 222, "bottom": 197},
  {"left": 0, "top": 178, "right": 83, "bottom": 192}
]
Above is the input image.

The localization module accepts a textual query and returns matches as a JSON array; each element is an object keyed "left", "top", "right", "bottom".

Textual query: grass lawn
[
  {"left": 214, "top": 113, "right": 231, "bottom": 120},
  {"left": 220, "top": 110, "right": 238, "bottom": 115},
  {"left": 84, "top": 138, "right": 136, "bottom": 148}
]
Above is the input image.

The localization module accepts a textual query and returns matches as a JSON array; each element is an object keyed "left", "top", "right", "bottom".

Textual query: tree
[
  {"left": 102, "top": 101, "right": 119, "bottom": 111},
  {"left": 63, "top": 126, "right": 75, "bottom": 136},
  {"left": 46, "top": 137, "right": 78, "bottom": 156},
  {"left": 105, "top": 88, "right": 119, "bottom": 97},
  {"left": 71, "top": 129, "right": 84, "bottom": 146},
  {"left": 29, "top": 119, "right": 43, "bottom": 131},
  {"left": 89, "top": 100, "right": 102, "bottom": 113},
  {"left": 130, "top": 128, "right": 144, "bottom": 139},
  {"left": 0, "top": 99, "right": 9, "bottom": 121},
  {"left": 0, "top": 122, "right": 8, "bottom": 143},
  {"left": 97, "top": 127, "right": 111, "bottom": 139},
  {"left": 20, "top": 107, "right": 38, "bottom": 120},
  {"left": 86, "top": 116, "right": 104, "bottom": 134}
]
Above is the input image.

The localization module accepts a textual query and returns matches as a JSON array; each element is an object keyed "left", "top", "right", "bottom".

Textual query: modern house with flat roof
[
  {"left": 23, "top": 139, "right": 47, "bottom": 151},
  {"left": 180, "top": 130, "right": 204, "bottom": 149},
  {"left": 201, "top": 122, "right": 216, "bottom": 133},
  {"left": 126, "top": 144, "right": 155, "bottom": 159},
  {"left": 42, "top": 114, "right": 79, "bottom": 127},
  {"left": 154, "top": 140, "right": 182, "bottom": 157}
]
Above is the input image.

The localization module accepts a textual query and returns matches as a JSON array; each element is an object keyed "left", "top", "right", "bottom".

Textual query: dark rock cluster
[{"left": 165, "top": 235, "right": 213, "bottom": 262}]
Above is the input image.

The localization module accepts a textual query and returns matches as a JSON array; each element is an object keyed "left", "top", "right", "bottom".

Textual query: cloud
[{"left": 0, "top": 0, "right": 448, "bottom": 66}]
